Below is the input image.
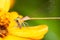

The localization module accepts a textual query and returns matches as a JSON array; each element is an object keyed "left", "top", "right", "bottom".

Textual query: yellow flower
[
  {"left": 0, "top": 0, "right": 48, "bottom": 40},
  {"left": 0, "top": 12, "right": 48, "bottom": 40}
]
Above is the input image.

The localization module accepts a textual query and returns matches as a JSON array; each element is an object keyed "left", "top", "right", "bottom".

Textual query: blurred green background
[{"left": 10, "top": 0, "right": 60, "bottom": 40}]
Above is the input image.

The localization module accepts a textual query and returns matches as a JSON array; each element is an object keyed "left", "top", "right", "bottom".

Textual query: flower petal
[
  {"left": 0, "top": 0, "right": 10, "bottom": 12},
  {"left": 8, "top": 25, "right": 48, "bottom": 40}
]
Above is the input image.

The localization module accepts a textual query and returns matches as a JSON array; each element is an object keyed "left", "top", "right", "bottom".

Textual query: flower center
[{"left": 0, "top": 16, "right": 10, "bottom": 38}]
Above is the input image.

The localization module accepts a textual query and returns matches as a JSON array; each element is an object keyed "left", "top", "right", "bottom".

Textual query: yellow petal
[
  {"left": 8, "top": 25, "right": 48, "bottom": 40},
  {"left": 10, "top": 0, "right": 15, "bottom": 8},
  {"left": 0, "top": 0, "right": 10, "bottom": 12},
  {"left": 3, "top": 35, "right": 33, "bottom": 40},
  {"left": 9, "top": 12, "right": 23, "bottom": 21},
  {"left": 0, "top": 38, "right": 3, "bottom": 40}
]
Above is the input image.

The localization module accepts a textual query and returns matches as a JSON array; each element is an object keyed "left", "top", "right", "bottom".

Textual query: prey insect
[{"left": 15, "top": 16, "right": 29, "bottom": 28}]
